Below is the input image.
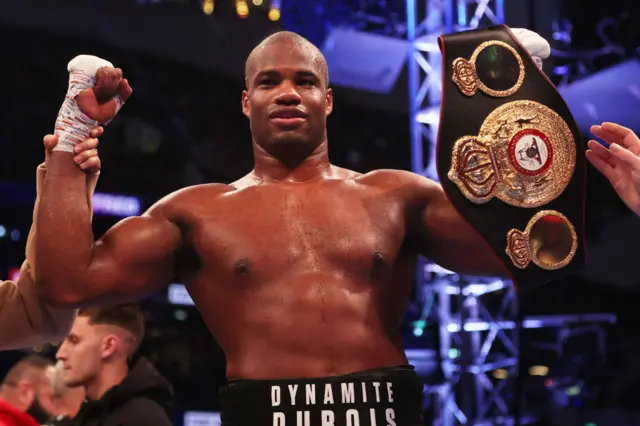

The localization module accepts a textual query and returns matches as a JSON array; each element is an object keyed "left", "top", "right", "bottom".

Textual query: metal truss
[
  {"left": 426, "top": 270, "right": 520, "bottom": 425},
  {"left": 283, "top": 0, "right": 408, "bottom": 46},
  {"left": 406, "top": 1, "right": 510, "bottom": 425}
]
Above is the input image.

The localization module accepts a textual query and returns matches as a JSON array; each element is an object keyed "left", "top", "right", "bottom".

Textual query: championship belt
[{"left": 436, "top": 25, "right": 586, "bottom": 289}]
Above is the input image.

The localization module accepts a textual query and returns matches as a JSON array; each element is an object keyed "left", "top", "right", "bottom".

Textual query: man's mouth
[{"left": 269, "top": 109, "right": 307, "bottom": 126}]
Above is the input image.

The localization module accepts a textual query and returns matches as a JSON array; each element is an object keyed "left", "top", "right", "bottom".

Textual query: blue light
[
  {"left": 167, "top": 283, "right": 194, "bottom": 306},
  {"left": 10, "top": 230, "right": 20, "bottom": 241},
  {"left": 0, "top": 226, "right": 5, "bottom": 238},
  {"left": 92, "top": 192, "right": 142, "bottom": 217}
]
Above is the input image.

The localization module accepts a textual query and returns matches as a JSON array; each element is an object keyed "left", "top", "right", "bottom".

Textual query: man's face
[
  {"left": 13, "top": 370, "right": 57, "bottom": 423},
  {"left": 55, "top": 317, "right": 105, "bottom": 388},
  {"left": 30, "top": 374, "right": 57, "bottom": 421},
  {"left": 242, "top": 41, "right": 333, "bottom": 161}
]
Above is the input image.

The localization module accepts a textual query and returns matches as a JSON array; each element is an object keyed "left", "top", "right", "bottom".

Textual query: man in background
[
  {"left": 0, "top": 354, "right": 57, "bottom": 426},
  {"left": 43, "top": 362, "right": 85, "bottom": 426},
  {"left": 56, "top": 304, "right": 174, "bottom": 426}
]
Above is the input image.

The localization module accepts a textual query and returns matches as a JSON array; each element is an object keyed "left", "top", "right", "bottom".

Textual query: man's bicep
[
  {"left": 83, "top": 214, "right": 182, "bottom": 304},
  {"left": 415, "top": 180, "right": 508, "bottom": 277}
]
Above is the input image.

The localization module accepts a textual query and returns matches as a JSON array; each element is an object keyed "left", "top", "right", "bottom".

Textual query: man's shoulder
[
  {"left": 357, "top": 169, "right": 437, "bottom": 189},
  {"left": 146, "top": 183, "right": 234, "bottom": 217},
  {"left": 163, "top": 183, "right": 234, "bottom": 203},
  {"left": 356, "top": 169, "right": 446, "bottom": 207}
]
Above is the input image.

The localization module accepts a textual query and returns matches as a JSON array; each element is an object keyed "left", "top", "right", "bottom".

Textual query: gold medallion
[
  {"left": 506, "top": 210, "right": 578, "bottom": 270},
  {"left": 448, "top": 100, "right": 576, "bottom": 208},
  {"left": 452, "top": 40, "right": 525, "bottom": 98}
]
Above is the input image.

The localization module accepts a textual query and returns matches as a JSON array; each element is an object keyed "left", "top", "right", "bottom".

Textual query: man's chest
[{"left": 184, "top": 182, "right": 409, "bottom": 275}]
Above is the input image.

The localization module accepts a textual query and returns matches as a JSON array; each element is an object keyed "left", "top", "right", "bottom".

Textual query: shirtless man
[{"left": 35, "top": 31, "right": 531, "bottom": 425}]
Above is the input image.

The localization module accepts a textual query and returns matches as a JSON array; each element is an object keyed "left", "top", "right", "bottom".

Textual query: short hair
[
  {"left": 245, "top": 31, "right": 329, "bottom": 88},
  {"left": 78, "top": 303, "right": 145, "bottom": 356},
  {"left": 2, "top": 354, "right": 53, "bottom": 388}
]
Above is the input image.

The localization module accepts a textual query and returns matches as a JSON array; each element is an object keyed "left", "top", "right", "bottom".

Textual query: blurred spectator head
[{"left": 0, "top": 354, "right": 56, "bottom": 423}]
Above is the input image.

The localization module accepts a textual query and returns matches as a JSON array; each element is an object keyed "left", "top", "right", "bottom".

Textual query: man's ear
[
  {"left": 325, "top": 88, "right": 333, "bottom": 116},
  {"left": 101, "top": 335, "right": 119, "bottom": 359},
  {"left": 242, "top": 90, "right": 250, "bottom": 118},
  {"left": 17, "top": 380, "right": 35, "bottom": 407}
]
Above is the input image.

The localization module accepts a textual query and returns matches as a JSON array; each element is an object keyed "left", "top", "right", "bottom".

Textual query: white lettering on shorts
[
  {"left": 271, "top": 386, "right": 281, "bottom": 407},
  {"left": 341, "top": 383, "right": 355, "bottom": 404},
  {"left": 288, "top": 384, "right": 299, "bottom": 405},
  {"left": 385, "top": 408, "right": 396, "bottom": 426},
  {"left": 273, "top": 412, "right": 285, "bottom": 426},
  {"left": 346, "top": 409, "right": 360, "bottom": 426},
  {"left": 323, "top": 384, "right": 334, "bottom": 404},
  {"left": 321, "top": 410, "right": 335, "bottom": 426}
]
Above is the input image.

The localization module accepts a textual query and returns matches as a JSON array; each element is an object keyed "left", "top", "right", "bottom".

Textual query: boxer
[
  {"left": 0, "top": 128, "right": 102, "bottom": 350},
  {"left": 36, "top": 30, "right": 549, "bottom": 425},
  {"left": 587, "top": 122, "right": 640, "bottom": 217}
]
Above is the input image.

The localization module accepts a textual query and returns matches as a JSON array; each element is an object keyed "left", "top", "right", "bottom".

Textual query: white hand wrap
[{"left": 53, "top": 55, "right": 125, "bottom": 153}]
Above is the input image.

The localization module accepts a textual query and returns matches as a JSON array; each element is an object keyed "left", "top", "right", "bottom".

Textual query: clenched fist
[{"left": 76, "top": 67, "right": 133, "bottom": 124}]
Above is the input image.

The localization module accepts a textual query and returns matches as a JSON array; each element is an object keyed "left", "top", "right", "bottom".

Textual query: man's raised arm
[
  {"left": 35, "top": 57, "right": 181, "bottom": 307},
  {"left": 36, "top": 152, "right": 182, "bottom": 307}
]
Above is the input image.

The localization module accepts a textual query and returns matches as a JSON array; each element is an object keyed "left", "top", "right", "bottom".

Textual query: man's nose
[
  {"left": 55, "top": 345, "right": 66, "bottom": 360},
  {"left": 274, "top": 81, "right": 302, "bottom": 106}
]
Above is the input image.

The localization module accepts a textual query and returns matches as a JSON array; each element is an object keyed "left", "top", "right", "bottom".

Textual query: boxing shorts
[
  {"left": 436, "top": 25, "right": 586, "bottom": 289},
  {"left": 219, "top": 365, "right": 424, "bottom": 426}
]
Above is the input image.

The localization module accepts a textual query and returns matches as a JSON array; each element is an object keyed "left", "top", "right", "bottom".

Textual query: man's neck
[
  {"left": 252, "top": 140, "right": 334, "bottom": 183},
  {"left": 55, "top": 390, "right": 85, "bottom": 418},
  {"left": 85, "top": 362, "right": 128, "bottom": 401}
]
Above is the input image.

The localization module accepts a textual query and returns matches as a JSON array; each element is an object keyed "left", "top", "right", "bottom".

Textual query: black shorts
[{"left": 219, "top": 365, "right": 424, "bottom": 426}]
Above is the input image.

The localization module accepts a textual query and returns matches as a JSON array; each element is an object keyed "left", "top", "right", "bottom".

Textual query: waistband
[{"left": 219, "top": 365, "right": 424, "bottom": 426}]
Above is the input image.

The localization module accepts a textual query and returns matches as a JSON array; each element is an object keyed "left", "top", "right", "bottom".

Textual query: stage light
[
  {"left": 236, "top": 0, "right": 249, "bottom": 18},
  {"left": 528, "top": 365, "right": 549, "bottom": 376},
  {"left": 203, "top": 0, "right": 214, "bottom": 15},
  {"left": 252, "top": 0, "right": 263, "bottom": 5},
  {"left": 493, "top": 369, "right": 508, "bottom": 379},
  {"left": 268, "top": 8, "right": 280, "bottom": 21},
  {"left": 268, "top": 0, "right": 280, "bottom": 21}
]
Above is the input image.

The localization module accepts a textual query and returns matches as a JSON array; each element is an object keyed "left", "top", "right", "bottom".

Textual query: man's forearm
[{"left": 36, "top": 152, "right": 95, "bottom": 302}]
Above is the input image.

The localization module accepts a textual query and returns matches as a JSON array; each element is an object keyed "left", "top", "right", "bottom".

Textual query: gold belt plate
[
  {"left": 448, "top": 100, "right": 576, "bottom": 208},
  {"left": 506, "top": 210, "right": 578, "bottom": 270}
]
